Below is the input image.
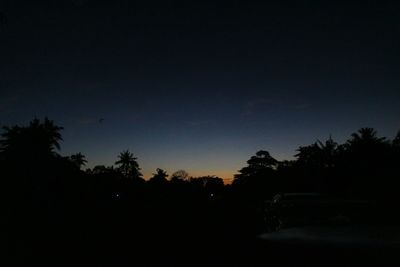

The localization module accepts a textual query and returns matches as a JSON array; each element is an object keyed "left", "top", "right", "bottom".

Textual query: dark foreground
[
  {"left": 7, "top": 229, "right": 400, "bottom": 267},
  {"left": 6, "top": 199, "right": 400, "bottom": 267}
]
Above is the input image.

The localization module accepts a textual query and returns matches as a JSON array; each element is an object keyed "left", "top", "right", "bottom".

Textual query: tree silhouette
[
  {"left": 115, "top": 150, "right": 142, "bottom": 179},
  {"left": 170, "top": 169, "right": 190, "bottom": 182},
  {"left": 190, "top": 175, "right": 224, "bottom": 196},
  {"left": 295, "top": 143, "right": 321, "bottom": 166},
  {"left": 295, "top": 137, "right": 338, "bottom": 169},
  {"left": 149, "top": 168, "right": 169, "bottom": 184},
  {"left": 3, "top": 118, "right": 400, "bottom": 266},
  {"left": 234, "top": 150, "right": 278, "bottom": 181},
  {"left": 392, "top": 130, "right": 400, "bottom": 147},
  {"left": 345, "top": 128, "right": 389, "bottom": 163},
  {"left": 348, "top": 127, "right": 387, "bottom": 147},
  {"left": 0, "top": 117, "right": 63, "bottom": 159},
  {"left": 340, "top": 128, "right": 393, "bottom": 198},
  {"left": 70, "top": 152, "right": 87, "bottom": 170},
  {"left": 293, "top": 137, "right": 340, "bottom": 193},
  {"left": 89, "top": 165, "right": 114, "bottom": 175},
  {"left": 233, "top": 150, "right": 279, "bottom": 199}
]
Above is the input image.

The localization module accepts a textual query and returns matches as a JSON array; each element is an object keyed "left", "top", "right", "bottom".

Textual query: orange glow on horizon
[{"left": 143, "top": 169, "right": 236, "bottom": 185}]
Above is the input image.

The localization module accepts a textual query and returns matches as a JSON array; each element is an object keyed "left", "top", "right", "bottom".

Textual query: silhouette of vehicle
[
  {"left": 260, "top": 193, "right": 400, "bottom": 266},
  {"left": 264, "top": 193, "right": 374, "bottom": 231}
]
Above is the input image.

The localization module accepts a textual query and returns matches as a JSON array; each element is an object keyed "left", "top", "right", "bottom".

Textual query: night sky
[{"left": 1, "top": 1, "right": 399, "bottom": 180}]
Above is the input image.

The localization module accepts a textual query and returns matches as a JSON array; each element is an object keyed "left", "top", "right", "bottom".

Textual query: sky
[{"left": 1, "top": 0, "right": 399, "bottom": 180}]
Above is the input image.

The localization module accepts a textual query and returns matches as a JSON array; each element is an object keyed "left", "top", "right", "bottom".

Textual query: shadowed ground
[{"left": 6, "top": 198, "right": 400, "bottom": 267}]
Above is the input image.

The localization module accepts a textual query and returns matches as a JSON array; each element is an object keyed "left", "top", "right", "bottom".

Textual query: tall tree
[
  {"left": 115, "top": 150, "right": 142, "bottom": 179},
  {"left": 340, "top": 128, "right": 392, "bottom": 198},
  {"left": 234, "top": 150, "right": 278, "bottom": 181},
  {"left": 0, "top": 117, "right": 63, "bottom": 159},
  {"left": 348, "top": 127, "right": 387, "bottom": 147},
  {"left": 345, "top": 127, "right": 389, "bottom": 165},
  {"left": 70, "top": 152, "right": 87, "bottom": 170},
  {"left": 295, "top": 137, "right": 338, "bottom": 169},
  {"left": 149, "top": 168, "right": 168, "bottom": 184},
  {"left": 0, "top": 118, "right": 66, "bottom": 218},
  {"left": 233, "top": 150, "right": 280, "bottom": 198}
]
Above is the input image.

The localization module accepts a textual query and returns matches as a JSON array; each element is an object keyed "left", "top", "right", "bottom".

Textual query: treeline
[
  {"left": 1, "top": 119, "right": 230, "bottom": 265},
  {"left": 3, "top": 118, "right": 400, "bottom": 265},
  {"left": 1, "top": 118, "right": 399, "bottom": 204},
  {"left": 233, "top": 128, "right": 400, "bottom": 203},
  {"left": 0, "top": 118, "right": 225, "bottom": 203}
]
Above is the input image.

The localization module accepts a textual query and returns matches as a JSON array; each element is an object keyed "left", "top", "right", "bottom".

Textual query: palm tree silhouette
[
  {"left": 349, "top": 128, "right": 386, "bottom": 146},
  {"left": 115, "top": 150, "right": 142, "bottom": 179},
  {"left": 70, "top": 152, "right": 88, "bottom": 170},
  {"left": 0, "top": 117, "right": 63, "bottom": 158},
  {"left": 295, "top": 137, "right": 338, "bottom": 168}
]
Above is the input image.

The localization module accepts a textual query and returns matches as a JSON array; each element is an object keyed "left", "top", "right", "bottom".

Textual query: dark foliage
[{"left": 3, "top": 118, "right": 400, "bottom": 266}]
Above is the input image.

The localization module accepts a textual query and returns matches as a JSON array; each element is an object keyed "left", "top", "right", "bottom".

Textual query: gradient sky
[{"left": 1, "top": 1, "right": 399, "bottom": 180}]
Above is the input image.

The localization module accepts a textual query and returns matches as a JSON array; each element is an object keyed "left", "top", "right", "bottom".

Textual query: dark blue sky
[{"left": 1, "top": 0, "right": 399, "bottom": 180}]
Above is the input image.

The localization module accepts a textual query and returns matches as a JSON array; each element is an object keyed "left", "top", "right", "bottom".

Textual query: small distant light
[
  {"left": 116, "top": 193, "right": 119, "bottom": 197},
  {"left": 210, "top": 193, "right": 214, "bottom": 197}
]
